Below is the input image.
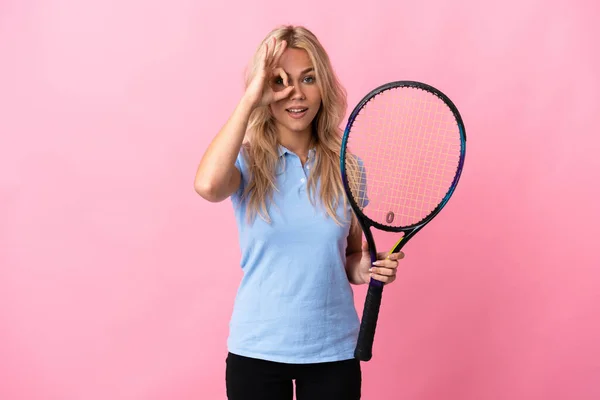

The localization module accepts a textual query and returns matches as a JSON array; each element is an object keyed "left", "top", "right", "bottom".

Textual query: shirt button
[{"left": 300, "top": 178, "right": 305, "bottom": 183}]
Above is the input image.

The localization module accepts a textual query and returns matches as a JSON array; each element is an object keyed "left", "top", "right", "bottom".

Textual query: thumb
[
  {"left": 362, "top": 241, "right": 369, "bottom": 251},
  {"left": 274, "top": 85, "right": 294, "bottom": 101}
]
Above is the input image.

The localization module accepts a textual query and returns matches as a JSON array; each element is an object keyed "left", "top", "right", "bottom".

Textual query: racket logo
[{"left": 386, "top": 211, "right": 395, "bottom": 224}]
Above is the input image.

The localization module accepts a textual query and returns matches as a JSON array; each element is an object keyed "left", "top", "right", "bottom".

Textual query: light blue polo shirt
[{"left": 227, "top": 144, "right": 360, "bottom": 364}]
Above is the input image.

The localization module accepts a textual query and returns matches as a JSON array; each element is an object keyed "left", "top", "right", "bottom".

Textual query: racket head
[{"left": 340, "top": 81, "right": 466, "bottom": 235}]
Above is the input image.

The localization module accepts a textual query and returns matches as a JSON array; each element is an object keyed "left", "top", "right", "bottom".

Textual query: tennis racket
[{"left": 340, "top": 80, "right": 467, "bottom": 361}]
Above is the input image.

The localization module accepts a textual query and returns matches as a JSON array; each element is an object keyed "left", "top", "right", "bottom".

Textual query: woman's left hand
[{"left": 360, "top": 241, "right": 404, "bottom": 285}]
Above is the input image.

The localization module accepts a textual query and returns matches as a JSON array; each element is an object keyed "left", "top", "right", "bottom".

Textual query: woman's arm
[
  {"left": 194, "top": 37, "right": 294, "bottom": 203},
  {"left": 345, "top": 219, "right": 368, "bottom": 285},
  {"left": 193, "top": 98, "right": 254, "bottom": 203}
]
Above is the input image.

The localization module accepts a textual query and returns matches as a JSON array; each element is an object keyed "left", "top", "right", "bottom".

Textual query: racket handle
[{"left": 354, "top": 282, "right": 384, "bottom": 361}]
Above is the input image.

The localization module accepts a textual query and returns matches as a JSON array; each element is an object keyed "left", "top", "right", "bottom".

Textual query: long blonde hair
[{"left": 240, "top": 25, "right": 357, "bottom": 229}]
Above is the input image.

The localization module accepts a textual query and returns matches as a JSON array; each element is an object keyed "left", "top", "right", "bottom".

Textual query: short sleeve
[{"left": 230, "top": 149, "right": 247, "bottom": 206}]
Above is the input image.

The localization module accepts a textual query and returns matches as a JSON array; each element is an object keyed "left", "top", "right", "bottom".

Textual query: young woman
[{"left": 195, "top": 25, "right": 404, "bottom": 400}]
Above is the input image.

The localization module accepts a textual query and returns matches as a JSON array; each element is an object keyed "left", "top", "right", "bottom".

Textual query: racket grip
[{"left": 354, "top": 282, "right": 384, "bottom": 361}]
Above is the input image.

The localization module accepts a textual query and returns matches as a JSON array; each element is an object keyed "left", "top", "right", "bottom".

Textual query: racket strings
[{"left": 344, "top": 87, "right": 462, "bottom": 228}]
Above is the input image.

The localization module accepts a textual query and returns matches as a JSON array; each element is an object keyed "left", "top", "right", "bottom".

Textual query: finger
[
  {"left": 272, "top": 67, "right": 289, "bottom": 87},
  {"left": 388, "top": 251, "right": 405, "bottom": 261},
  {"left": 273, "top": 85, "right": 294, "bottom": 101},
  {"left": 370, "top": 259, "right": 398, "bottom": 273},
  {"left": 372, "top": 258, "right": 399, "bottom": 270},
  {"left": 369, "top": 266, "right": 395, "bottom": 277},
  {"left": 362, "top": 241, "right": 369, "bottom": 251},
  {"left": 376, "top": 250, "right": 404, "bottom": 261},
  {"left": 370, "top": 273, "right": 396, "bottom": 285},
  {"left": 272, "top": 39, "right": 287, "bottom": 67},
  {"left": 261, "top": 41, "right": 269, "bottom": 68},
  {"left": 267, "top": 36, "right": 278, "bottom": 67},
  {"left": 263, "top": 37, "right": 274, "bottom": 67}
]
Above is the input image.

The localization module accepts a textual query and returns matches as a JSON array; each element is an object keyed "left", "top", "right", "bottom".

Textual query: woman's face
[{"left": 269, "top": 48, "right": 322, "bottom": 137}]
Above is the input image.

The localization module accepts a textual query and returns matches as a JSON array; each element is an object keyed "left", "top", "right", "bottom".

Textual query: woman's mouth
[{"left": 286, "top": 108, "right": 308, "bottom": 119}]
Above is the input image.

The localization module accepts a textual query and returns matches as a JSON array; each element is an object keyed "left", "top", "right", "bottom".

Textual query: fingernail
[{"left": 372, "top": 261, "right": 382, "bottom": 266}]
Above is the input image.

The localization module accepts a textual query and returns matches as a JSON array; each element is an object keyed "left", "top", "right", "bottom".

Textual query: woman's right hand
[{"left": 243, "top": 37, "right": 295, "bottom": 110}]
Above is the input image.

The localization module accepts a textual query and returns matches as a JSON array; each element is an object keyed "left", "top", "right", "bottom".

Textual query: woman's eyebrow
[{"left": 284, "top": 67, "right": 314, "bottom": 76}]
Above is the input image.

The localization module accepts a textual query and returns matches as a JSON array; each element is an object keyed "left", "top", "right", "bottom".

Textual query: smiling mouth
[
  {"left": 286, "top": 108, "right": 308, "bottom": 114},
  {"left": 286, "top": 108, "right": 308, "bottom": 119}
]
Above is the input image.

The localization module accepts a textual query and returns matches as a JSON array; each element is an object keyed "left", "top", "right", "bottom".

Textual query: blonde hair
[{"left": 240, "top": 25, "right": 358, "bottom": 230}]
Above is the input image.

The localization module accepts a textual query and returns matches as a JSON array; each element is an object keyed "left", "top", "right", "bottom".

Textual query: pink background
[{"left": 1, "top": 0, "right": 599, "bottom": 399}]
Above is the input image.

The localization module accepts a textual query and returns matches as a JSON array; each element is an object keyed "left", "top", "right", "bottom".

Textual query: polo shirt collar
[{"left": 277, "top": 144, "right": 316, "bottom": 159}]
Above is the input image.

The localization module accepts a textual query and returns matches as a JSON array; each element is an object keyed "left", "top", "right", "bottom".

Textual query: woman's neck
[{"left": 277, "top": 130, "right": 313, "bottom": 163}]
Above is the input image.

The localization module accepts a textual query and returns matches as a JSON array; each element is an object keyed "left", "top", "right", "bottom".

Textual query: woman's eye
[
  {"left": 274, "top": 77, "right": 283, "bottom": 85},
  {"left": 303, "top": 76, "right": 315, "bottom": 83}
]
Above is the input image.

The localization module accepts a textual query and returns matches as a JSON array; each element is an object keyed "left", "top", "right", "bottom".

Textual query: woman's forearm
[{"left": 345, "top": 251, "right": 367, "bottom": 285}]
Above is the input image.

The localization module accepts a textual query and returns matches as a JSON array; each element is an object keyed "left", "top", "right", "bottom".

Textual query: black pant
[{"left": 225, "top": 352, "right": 362, "bottom": 400}]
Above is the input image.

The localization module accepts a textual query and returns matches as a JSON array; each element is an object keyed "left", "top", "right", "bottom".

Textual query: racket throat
[{"left": 389, "top": 236, "right": 405, "bottom": 256}]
